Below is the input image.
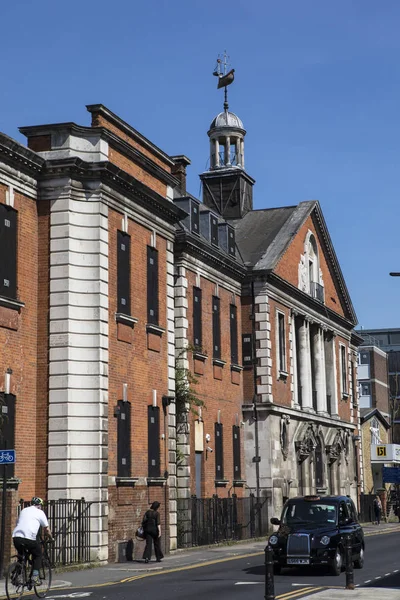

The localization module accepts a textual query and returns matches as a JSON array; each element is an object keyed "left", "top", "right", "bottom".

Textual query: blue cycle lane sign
[{"left": 0, "top": 450, "right": 15, "bottom": 464}]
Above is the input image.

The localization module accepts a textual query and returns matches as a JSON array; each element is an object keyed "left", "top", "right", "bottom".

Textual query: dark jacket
[{"left": 142, "top": 509, "right": 160, "bottom": 535}]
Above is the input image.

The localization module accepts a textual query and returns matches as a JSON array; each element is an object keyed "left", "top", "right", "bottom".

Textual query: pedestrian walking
[
  {"left": 373, "top": 495, "right": 382, "bottom": 525},
  {"left": 142, "top": 501, "right": 164, "bottom": 564}
]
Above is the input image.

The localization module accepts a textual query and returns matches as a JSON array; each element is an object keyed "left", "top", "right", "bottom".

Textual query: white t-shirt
[{"left": 12, "top": 506, "right": 49, "bottom": 541}]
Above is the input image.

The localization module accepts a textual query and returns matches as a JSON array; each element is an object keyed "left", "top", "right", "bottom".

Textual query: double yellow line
[{"left": 277, "top": 587, "right": 323, "bottom": 599}]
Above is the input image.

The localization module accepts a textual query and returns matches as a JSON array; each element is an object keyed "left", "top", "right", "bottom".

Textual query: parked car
[{"left": 269, "top": 495, "right": 364, "bottom": 575}]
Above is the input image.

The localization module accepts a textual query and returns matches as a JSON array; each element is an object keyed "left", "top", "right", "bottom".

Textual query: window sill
[
  {"left": 0, "top": 296, "right": 25, "bottom": 312},
  {"left": 230, "top": 364, "right": 243, "bottom": 373},
  {"left": 193, "top": 351, "right": 208, "bottom": 362},
  {"left": 279, "top": 371, "right": 289, "bottom": 381},
  {"left": 147, "top": 477, "right": 167, "bottom": 487},
  {"left": 212, "top": 358, "right": 226, "bottom": 368},
  {"left": 146, "top": 324, "right": 165, "bottom": 336},
  {"left": 215, "top": 479, "right": 229, "bottom": 488},
  {"left": 115, "top": 313, "right": 138, "bottom": 328},
  {"left": 116, "top": 477, "right": 139, "bottom": 488},
  {"left": 233, "top": 479, "right": 246, "bottom": 488},
  {"left": 342, "top": 393, "right": 349, "bottom": 400}
]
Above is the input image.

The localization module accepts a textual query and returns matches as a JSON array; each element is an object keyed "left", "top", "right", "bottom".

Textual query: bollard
[
  {"left": 265, "top": 544, "right": 275, "bottom": 600},
  {"left": 345, "top": 534, "right": 355, "bottom": 590}
]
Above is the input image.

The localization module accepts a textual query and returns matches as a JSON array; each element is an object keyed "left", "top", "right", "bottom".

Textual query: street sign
[
  {"left": 371, "top": 444, "right": 400, "bottom": 463},
  {"left": 383, "top": 467, "right": 400, "bottom": 484},
  {"left": 0, "top": 450, "right": 15, "bottom": 464}
]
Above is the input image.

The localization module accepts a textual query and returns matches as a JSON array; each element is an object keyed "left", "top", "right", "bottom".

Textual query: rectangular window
[
  {"left": 117, "top": 231, "right": 130, "bottom": 314},
  {"left": 116, "top": 400, "right": 131, "bottom": 478},
  {"left": 0, "top": 204, "right": 17, "bottom": 299},
  {"left": 340, "top": 345, "right": 348, "bottom": 396},
  {"left": 0, "top": 392, "right": 16, "bottom": 477},
  {"left": 277, "top": 312, "right": 286, "bottom": 372},
  {"left": 211, "top": 215, "right": 219, "bottom": 246},
  {"left": 212, "top": 296, "right": 221, "bottom": 359},
  {"left": 191, "top": 200, "right": 200, "bottom": 234},
  {"left": 242, "top": 334, "right": 253, "bottom": 367},
  {"left": 215, "top": 422, "right": 224, "bottom": 480},
  {"left": 228, "top": 226, "right": 235, "bottom": 257},
  {"left": 232, "top": 425, "right": 241, "bottom": 480},
  {"left": 359, "top": 351, "right": 370, "bottom": 365},
  {"left": 193, "top": 287, "right": 202, "bottom": 349},
  {"left": 148, "top": 405, "right": 160, "bottom": 477},
  {"left": 230, "top": 305, "right": 238, "bottom": 364},
  {"left": 147, "top": 246, "right": 159, "bottom": 325},
  {"left": 360, "top": 382, "right": 371, "bottom": 396}
]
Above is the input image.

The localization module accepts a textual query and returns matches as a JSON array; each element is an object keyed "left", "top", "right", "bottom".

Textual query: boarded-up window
[
  {"left": 116, "top": 400, "right": 131, "bottom": 478},
  {"left": 148, "top": 406, "right": 160, "bottom": 477},
  {"left": 215, "top": 422, "right": 224, "bottom": 480},
  {"left": 242, "top": 334, "right": 253, "bottom": 367},
  {"left": 232, "top": 425, "right": 241, "bottom": 480},
  {"left": 0, "top": 205, "right": 17, "bottom": 299},
  {"left": 117, "top": 231, "right": 130, "bottom": 314},
  {"left": 147, "top": 246, "right": 159, "bottom": 325},
  {"left": 230, "top": 305, "right": 238, "bottom": 364},
  {"left": 193, "top": 287, "right": 202, "bottom": 349},
  {"left": 212, "top": 296, "right": 221, "bottom": 359}
]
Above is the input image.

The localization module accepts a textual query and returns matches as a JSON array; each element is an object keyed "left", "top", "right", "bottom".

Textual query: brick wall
[
  {"left": 107, "top": 207, "right": 170, "bottom": 553},
  {"left": 0, "top": 184, "right": 39, "bottom": 499},
  {"left": 336, "top": 336, "right": 351, "bottom": 422},
  {"left": 274, "top": 214, "right": 345, "bottom": 318},
  {"left": 108, "top": 147, "right": 167, "bottom": 197},
  {"left": 185, "top": 270, "right": 244, "bottom": 498},
  {"left": 241, "top": 297, "right": 254, "bottom": 403},
  {"left": 370, "top": 350, "right": 389, "bottom": 414}
]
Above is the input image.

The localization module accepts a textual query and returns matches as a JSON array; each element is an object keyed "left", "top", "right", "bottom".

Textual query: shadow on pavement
[{"left": 243, "top": 564, "right": 331, "bottom": 577}]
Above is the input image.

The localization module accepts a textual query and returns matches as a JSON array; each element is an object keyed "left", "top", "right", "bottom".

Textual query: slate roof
[{"left": 231, "top": 201, "right": 315, "bottom": 269}]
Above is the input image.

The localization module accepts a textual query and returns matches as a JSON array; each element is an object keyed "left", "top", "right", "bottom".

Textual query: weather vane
[{"left": 213, "top": 51, "right": 235, "bottom": 111}]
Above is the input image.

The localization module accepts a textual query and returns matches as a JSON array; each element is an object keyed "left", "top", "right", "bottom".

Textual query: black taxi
[{"left": 269, "top": 495, "right": 364, "bottom": 575}]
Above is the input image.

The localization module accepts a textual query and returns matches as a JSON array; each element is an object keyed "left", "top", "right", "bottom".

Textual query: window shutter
[
  {"left": 230, "top": 305, "right": 238, "bottom": 364},
  {"left": 148, "top": 406, "right": 160, "bottom": 477},
  {"left": 193, "top": 287, "right": 202, "bottom": 349},
  {"left": 211, "top": 215, "right": 219, "bottom": 246},
  {"left": 147, "top": 246, "right": 159, "bottom": 325},
  {"left": 0, "top": 205, "right": 17, "bottom": 299},
  {"left": 191, "top": 201, "right": 200, "bottom": 234},
  {"left": 0, "top": 393, "right": 16, "bottom": 477},
  {"left": 116, "top": 400, "right": 131, "bottom": 478},
  {"left": 215, "top": 422, "right": 224, "bottom": 480},
  {"left": 117, "top": 231, "right": 131, "bottom": 315},
  {"left": 232, "top": 425, "right": 241, "bottom": 480},
  {"left": 212, "top": 296, "right": 221, "bottom": 359},
  {"left": 242, "top": 333, "right": 253, "bottom": 367}
]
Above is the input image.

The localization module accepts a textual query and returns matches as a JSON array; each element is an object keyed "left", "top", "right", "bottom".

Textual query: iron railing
[
  {"left": 310, "top": 281, "right": 324, "bottom": 303},
  {"left": 19, "top": 498, "right": 92, "bottom": 566},
  {"left": 177, "top": 494, "right": 269, "bottom": 548}
]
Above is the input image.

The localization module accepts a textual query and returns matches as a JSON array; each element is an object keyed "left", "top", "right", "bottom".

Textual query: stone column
[
  {"left": 235, "top": 138, "right": 241, "bottom": 166},
  {"left": 291, "top": 313, "right": 299, "bottom": 408},
  {"left": 215, "top": 139, "right": 220, "bottom": 167},
  {"left": 325, "top": 333, "right": 339, "bottom": 417},
  {"left": 313, "top": 327, "right": 327, "bottom": 414},
  {"left": 298, "top": 318, "right": 312, "bottom": 410},
  {"left": 241, "top": 139, "right": 245, "bottom": 169},
  {"left": 225, "top": 136, "right": 231, "bottom": 165}
]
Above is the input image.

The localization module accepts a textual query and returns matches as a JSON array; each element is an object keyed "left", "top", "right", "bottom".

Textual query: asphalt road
[{"left": 20, "top": 531, "right": 400, "bottom": 600}]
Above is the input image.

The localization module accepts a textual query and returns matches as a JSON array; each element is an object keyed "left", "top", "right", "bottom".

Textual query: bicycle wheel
[
  {"left": 34, "top": 557, "right": 52, "bottom": 598},
  {"left": 5, "top": 559, "right": 26, "bottom": 600}
]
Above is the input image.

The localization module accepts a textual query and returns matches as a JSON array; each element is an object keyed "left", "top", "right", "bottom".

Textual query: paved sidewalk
[
  {"left": 302, "top": 590, "right": 400, "bottom": 600},
  {"left": 0, "top": 522, "right": 398, "bottom": 597}
]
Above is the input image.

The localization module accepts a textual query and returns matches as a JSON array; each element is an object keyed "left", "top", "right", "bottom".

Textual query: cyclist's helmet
[{"left": 31, "top": 497, "right": 44, "bottom": 506}]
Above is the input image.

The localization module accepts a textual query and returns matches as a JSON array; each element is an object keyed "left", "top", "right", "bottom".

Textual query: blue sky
[{"left": 1, "top": 0, "right": 399, "bottom": 328}]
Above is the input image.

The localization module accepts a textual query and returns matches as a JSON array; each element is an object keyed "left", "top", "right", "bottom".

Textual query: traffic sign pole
[{"left": 0, "top": 440, "right": 7, "bottom": 578}]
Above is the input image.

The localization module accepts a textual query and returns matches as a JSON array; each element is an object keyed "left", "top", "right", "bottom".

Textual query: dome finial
[{"left": 213, "top": 51, "right": 235, "bottom": 112}]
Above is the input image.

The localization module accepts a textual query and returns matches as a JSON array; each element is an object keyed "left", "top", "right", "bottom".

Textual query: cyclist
[{"left": 12, "top": 497, "right": 53, "bottom": 585}]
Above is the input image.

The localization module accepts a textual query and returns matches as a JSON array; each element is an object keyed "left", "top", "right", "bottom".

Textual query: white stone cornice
[
  {"left": 0, "top": 164, "right": 38, "bottom": 199},
  {"left": 242, "top": 402, "right": 356, "bottom": 429}
]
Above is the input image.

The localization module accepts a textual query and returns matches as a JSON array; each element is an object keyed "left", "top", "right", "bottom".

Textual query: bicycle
[{"left": 5, "top": 539, "right": 52, "bottom": 600}]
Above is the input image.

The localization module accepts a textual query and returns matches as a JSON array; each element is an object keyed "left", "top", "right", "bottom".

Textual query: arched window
[{"left": 304, "top": 232, "right": 324, "bottom": 302}]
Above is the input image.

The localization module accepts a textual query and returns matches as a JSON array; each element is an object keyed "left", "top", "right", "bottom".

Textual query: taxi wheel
[
  {"left": 354, "top": 547, "right": 364, "bottom": 569},
  {"left": 330, "top": 548, "right": 343, "bottom": 576}
]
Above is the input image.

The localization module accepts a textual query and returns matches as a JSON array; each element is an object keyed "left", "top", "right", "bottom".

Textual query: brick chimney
[{"left": 170, "top": 155, "right": 191, "bottom": 196}]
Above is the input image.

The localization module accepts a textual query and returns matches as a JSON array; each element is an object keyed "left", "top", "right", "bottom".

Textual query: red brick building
[{"left": 0, "top": 92, "right": 362, "bottom": 561}]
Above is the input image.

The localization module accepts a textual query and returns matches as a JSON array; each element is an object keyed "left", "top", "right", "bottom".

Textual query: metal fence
[
  {"left": 177, "top": 494, "right": 269, "bottom": 548},
  {"left": 19, "top": 498, "right": 92, "bottom": 566}
]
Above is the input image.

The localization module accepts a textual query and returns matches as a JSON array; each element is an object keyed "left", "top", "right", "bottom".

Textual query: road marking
[
  {"left": 235, "top": 581, "right": 262, "bottom": 585},
  {"left": 365, "top": 580, "right": 372, "bottom": 583},
  {"left": 277, "top": 588, "right": 323, "bottom": 600},
  {"left": 395, "top": 569, "right": 399, "bottom": 573},
  {"left": 375, "top": 576, "right": 381, "bottom": 579},
  {"left": 385, "top": 573, "right": 391, "bottom": 576}
]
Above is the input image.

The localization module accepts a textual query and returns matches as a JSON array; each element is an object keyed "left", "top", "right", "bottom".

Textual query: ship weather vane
[{"left": 213, "top": 51, "right": 235, "bottom": 111}]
